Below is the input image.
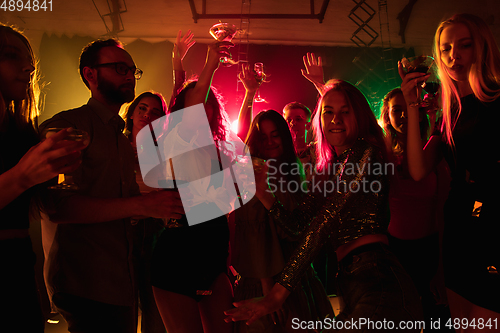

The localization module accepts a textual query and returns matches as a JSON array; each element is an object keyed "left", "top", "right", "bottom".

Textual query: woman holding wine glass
[
  {"left": 400, "top": 13, "right": 500, "bottom": 330},
  {"left": 0, "top": 24, "right": 86, "bottom": 332},
  {"left": 379, "top": 87, "right": 451, "bottom": 327}
]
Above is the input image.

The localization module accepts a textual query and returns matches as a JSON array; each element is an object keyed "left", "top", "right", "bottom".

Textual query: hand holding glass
[
  {"left": 253, "top": 62, "right": 267, "bottom": 103},
  {"left": 43, "top": 128, "right": 89, "bottom": 190},
  {"left": 401, "top": 56, "right": 434, "bottom": 107},
  {"left": 209, "top": 23, "right": 238, "bottom": 66}
]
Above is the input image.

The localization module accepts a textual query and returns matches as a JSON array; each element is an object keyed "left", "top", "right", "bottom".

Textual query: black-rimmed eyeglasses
[{"left": 92, "top": 62, "right": 143, "bottom": 79}]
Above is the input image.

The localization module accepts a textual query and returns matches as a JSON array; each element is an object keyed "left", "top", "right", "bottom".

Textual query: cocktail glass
[
  {"left": 209, "top": 22, "right": 238, "bottom": 66},
  {"left": 253, "top": 62, "right": 267, "bottom": 103}
]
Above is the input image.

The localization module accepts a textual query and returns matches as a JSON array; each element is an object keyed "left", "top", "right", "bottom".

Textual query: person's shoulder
[
  {"left": 487, "top": 94, "right": 500, "bottom": 110},
  {"left": 57, "top": 103, "right": 92, "bottom": 117},
  {"left": 354, "top": 138, "right": 387, "bottom": 164},
  {"left": 464, "top": 93, "right": 500, "bottom": 110},
  {"left": 40, "top": 104, "right": 92, "bottom": 130}
]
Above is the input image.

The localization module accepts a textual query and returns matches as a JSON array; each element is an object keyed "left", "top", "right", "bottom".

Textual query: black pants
[{"left": 0, "top": 237, "right": 44, "bottom": 333}]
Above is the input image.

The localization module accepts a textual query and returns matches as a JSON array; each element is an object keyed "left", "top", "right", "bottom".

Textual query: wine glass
[
  {"left": 422, "top": 63, "right": 441, "bottom": 98},
  {"left": 209, "top": 22, "right": 238, "bottom": 66},
  {"left": 253, "top": 62, "right": 267, "bottom": 103},
  {"left": 234, "top": 155, "right": 265, "bottom": 201},
  {"left": 401, "top": 56, "right": 434, "bottom": 107},
  {"left": 42, "top": 128, "right": 89, "bottom": 190}
]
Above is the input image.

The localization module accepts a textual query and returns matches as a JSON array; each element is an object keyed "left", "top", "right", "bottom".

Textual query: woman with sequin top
[
  {"left": 232, "top": 110, "right": 334, "bottom": 332},
  {"left": 225, "top": 80, "right": 423, "bottom": 331}
]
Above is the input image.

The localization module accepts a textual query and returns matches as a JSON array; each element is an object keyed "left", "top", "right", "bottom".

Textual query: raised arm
[
  {"left": 398, "top": 61, "right": 442, "bottom": 181},
  {"left": 169, "top": 30, "right": 195, "bottom": 110},
  {"left": 172, "top": 30, "right": 195, "bottom": 73},
  {"left": 237, "top": 63, "right": 261, "bottom": 140},
  {"left": 0, "top": 128, "right": 84, "bottom": 210},
  {"left": 302, "top": 52, "right": 325, "bottom": 95},
  {"left": 184, "top": 41, "right": 233, "bottom": 108}
]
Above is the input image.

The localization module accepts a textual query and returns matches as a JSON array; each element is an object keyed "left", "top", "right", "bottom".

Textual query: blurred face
[
  {"left": 388, "top": 93, "right": 407, "bottom": 135},
  {"left": 130, "top": 96, "right": 163, "bottom": 133},
  {"left": 321, "top": 90, "right": 358, "bottom": 155},
  {"left": 94, "top": 46, "right": 136, "bottom": 104},
  {"left": 0, "top": 33, "right": 34, "bottom": 102},
  {"left": 258, "top": 119, "right": 283, "bottom": 160},
  {"left": 439, "top": 23, "right": 474, "bottom": 82},
  {"left": 283, "top": 107, "right": 310, "bottom": 141}
]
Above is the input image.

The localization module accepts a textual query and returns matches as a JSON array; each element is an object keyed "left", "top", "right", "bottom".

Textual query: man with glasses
[{"left": 39, "top": 39, "right": 183, "bottom": 333}]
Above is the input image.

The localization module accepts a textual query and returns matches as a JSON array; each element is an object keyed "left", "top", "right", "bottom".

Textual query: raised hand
[
  {"left": 173, "top": 30, "right": 196, "bottom": 62},
  {"left": 238, "top": 63, "right": 261, "bottom": 94},
  {"left": 206, "top": 41, "right": 234, "bottom": 71},
  {"left": 14, "top": 128, "right": 86, "bottom": 190},
  {"left": 398, "top": 60, "right": 430, "bottom": 109},
  {"left": 302, "top": 52, "right": 325, "bottom": 95},
  {"left": 185, "top": 41, "right": 233, "bottom": 108}
]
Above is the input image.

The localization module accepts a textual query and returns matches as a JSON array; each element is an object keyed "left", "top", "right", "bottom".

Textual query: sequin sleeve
[
  {"left": 271, "top": 140, "right": 384, "bottom": 291},
  {"left": 268, "top": 192, "right": 319, "bottom": 240}
]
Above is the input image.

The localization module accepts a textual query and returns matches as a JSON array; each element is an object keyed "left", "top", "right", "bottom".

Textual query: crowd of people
[{"left": 1, "top": 12, "right": 499, "bottom": 333}]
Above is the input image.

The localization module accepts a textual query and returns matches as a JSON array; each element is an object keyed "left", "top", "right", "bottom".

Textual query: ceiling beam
[{"left": 188, "top": 0, "right": 331, "bottom": 23}]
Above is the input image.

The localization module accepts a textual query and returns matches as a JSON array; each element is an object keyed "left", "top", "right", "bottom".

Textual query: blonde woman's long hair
[{"left": 433, "top": 13, "right": 500, "bottom": 147}]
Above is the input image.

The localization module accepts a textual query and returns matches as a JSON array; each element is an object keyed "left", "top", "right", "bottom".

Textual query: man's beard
[{"left": 97, "top": 75, "right": 135, "bottom": 105}]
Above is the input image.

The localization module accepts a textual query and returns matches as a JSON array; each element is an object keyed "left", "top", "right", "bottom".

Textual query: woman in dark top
[
  {"left": 151, "top": 41, "right": 234, "bottom": 333},
  {"left": 232, "top": 110, "right": 334, "bottom": 332},
  {"left": 400, "top": 13, "right": 500, "bottom": 331},
  {"left": 225, "top": 80, "right": 423, "bottom": 331},
  {"left": 379, "top": 88, "right": 451, "bottom": 328},
  {"left": 0, "top": 24, "right": 85, "bottom": 332},
  {"left": 122, "top": 90, "right": 168, "bottom": 333}
]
